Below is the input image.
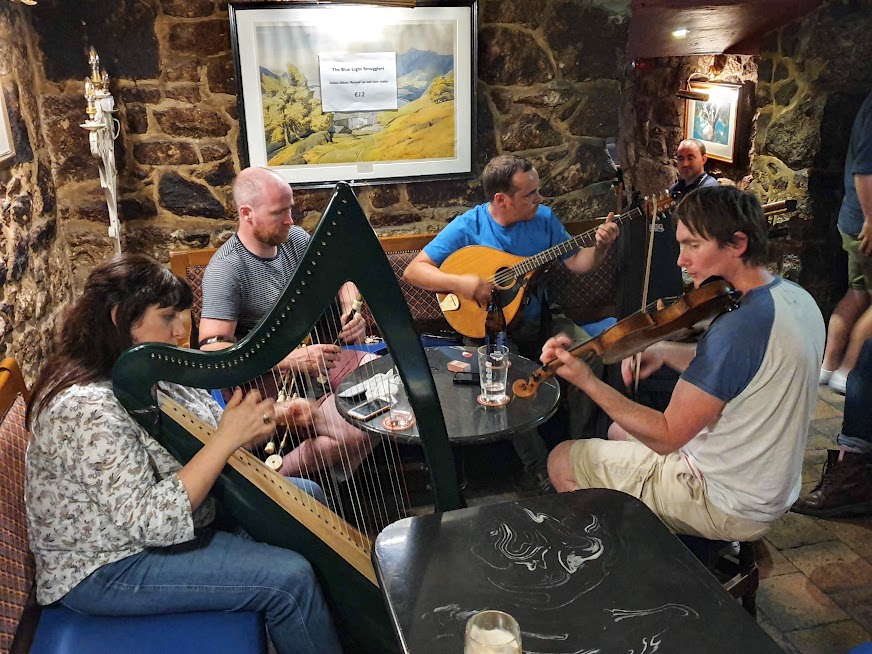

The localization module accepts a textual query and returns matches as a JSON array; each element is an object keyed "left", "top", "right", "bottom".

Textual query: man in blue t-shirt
[
  {"left": 403, "top": 154, "right": 619, "bottom": 491},
  {"left": 404, "top": 155, "right": 618, "bottom": 344},
  {"left": 820, "top": 91, "right": 872, "bottom": 394},
  {"left": 544, "top": 186, "right": 824, "bottom": 541}
]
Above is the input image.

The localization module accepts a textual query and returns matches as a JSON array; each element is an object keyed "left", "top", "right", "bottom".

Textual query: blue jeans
[
  {"left": 59, "top": 530, "right": 343, "bottom": 654},
  {"left": 838, "top": 338, "right": 872, "bottom": 454},
  {"left": 290, "top": 477, "right": 327, "bottom": 505}
]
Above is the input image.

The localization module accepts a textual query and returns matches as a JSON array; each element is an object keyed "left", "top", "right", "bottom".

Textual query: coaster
[
  {"left": 477, "top": 394, "right": 510, "bottom": 407},
  {"left": 382, "top": 415, "right": 416, "bottom": 431}
]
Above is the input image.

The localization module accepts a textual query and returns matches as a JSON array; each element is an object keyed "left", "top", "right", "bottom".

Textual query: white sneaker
[
  {"left": 828, "top": 370, "right": 848, "bottom": 395},
  {"left": 819, "top": 368, "right": 834, "bottom": 385}
]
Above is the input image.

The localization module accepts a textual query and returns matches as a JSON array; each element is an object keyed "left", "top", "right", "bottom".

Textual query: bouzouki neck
[{"left": 506, "top": 207, "right": 642, "bottom": 279}]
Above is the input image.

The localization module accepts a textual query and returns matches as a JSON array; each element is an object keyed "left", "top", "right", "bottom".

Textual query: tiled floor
[{"left": 756, "top": 386, "right": 872, "bottom": 654}]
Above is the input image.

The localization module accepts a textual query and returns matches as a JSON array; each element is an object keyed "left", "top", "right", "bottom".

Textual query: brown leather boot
[{"left": 791, "top": 449, "right": 872, "bottom": 518}]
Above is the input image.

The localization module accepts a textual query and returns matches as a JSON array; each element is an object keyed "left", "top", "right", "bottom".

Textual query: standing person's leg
[
  {"left": 826, "top": 228, "right": 872, "bottom": 392},
  {"left": 59, "top": 530, "right": 343, "bottom": 654},
  {"left": 821, "top": 291, "right": 869, "bottom": 380},
  {"left": 793, "top": 337, "right": 872, "bottom": 517},
  {"left": 841, "top": 338, "right": 872, "bottom": 448}
]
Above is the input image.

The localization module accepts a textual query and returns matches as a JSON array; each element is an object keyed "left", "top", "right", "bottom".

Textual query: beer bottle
[{"left": 484, "top": 289, "right": 507, "bottom": 349}]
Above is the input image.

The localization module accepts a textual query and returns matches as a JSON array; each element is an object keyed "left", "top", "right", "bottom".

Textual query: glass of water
[
  {"left": 477, "top": 344, "right": 510, "bottom": 404},
  {"left": 464, "top": 610, "right": 522, "bottom": 654}
]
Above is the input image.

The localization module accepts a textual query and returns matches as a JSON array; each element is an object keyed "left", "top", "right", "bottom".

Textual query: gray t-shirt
[{"left": 201, "top": 228, "right": 342, "bottom": 341}]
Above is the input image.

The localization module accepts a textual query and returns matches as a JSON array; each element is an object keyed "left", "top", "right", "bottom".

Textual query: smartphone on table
[
  {"left": 452, "top": 371, "right": 481, "bottom": 385},
  {"left": 347, "top": 397, "right": 391, "bottom": 420}
]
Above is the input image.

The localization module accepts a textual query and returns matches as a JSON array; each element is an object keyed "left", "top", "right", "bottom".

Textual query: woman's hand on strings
[
  {"left": 541, "top": 333, "right": 596, "bottom": 389},
  {"left": 216, "top": 388, "right": 277, "bottom": 449},
  {"left": 279, "top": 344, "right": 342, "bottom": 376},
  {"left": 620, "top": 345, "right": 665, "bottom": 387},
  {"left": 338, "top": 309, "right": 366, "bottom": 344},
  {"left": 595, "top": 213, "right": 620, "bottom": 251},
  {"left": 274, "top": 398, "right": 325, "bottom": 435}
]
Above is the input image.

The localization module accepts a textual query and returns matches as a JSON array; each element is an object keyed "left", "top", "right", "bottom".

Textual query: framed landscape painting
[
  {"left": 229, "top": 1, "right": 476, "bottom": 187},
  {"left": 684, "top": 81, "right": 741, "bottom": 164}
]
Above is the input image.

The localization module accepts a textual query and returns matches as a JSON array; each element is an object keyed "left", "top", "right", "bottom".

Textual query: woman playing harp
[
  {"left": 24, "top": 254, "right": 343, "bottom": 654},
  {"left": 198, "top": 166, "right": 377, "bottom": 480}
]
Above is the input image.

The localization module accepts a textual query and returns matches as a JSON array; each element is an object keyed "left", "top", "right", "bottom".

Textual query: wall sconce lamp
[
  {"left": 676, "top": 88, "right": 709, "bottom": 102},
  {"left": 676, "top": 73, "right": 710, "bottom": 102},
  {"left": 80, "top": 47, "right": 122, "bottom": 254}
]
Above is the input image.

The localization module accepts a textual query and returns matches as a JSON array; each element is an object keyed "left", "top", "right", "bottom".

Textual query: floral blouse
[{"left": 25, "top": 381, "right": 222, "bottom": 605}]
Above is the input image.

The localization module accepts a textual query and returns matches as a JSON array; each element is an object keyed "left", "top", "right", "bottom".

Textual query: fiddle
[{"left": 512, "top": 279, "right": 741, "bottom": 398}]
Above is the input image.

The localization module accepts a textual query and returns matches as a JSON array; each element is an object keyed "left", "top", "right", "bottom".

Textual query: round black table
[{"left": 335, "top": 346, "right": 560, "bottom": 445}]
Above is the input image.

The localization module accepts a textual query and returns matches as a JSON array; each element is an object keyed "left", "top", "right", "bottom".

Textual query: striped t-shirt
[{"left": 201, "top": 228, "right": 342, "bottom": 341}]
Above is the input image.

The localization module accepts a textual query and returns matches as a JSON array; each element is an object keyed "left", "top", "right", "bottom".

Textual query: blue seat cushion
[{"left": 30, "top": 607, "right": 266, "bottom": 654}]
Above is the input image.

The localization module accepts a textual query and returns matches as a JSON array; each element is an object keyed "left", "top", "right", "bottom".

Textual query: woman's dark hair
[
  {"left": 672, "top": 185, "right": 769, "bottom": 266},
  {"left": 27, "top": 253, "right": 193, "bottom": 426}
]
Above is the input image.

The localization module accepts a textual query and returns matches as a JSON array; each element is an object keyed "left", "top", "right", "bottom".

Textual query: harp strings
[
  {"left": 223, "top": 286, "right": 412, "bottom": 538},
  {"left": 308, "top": 283, "right": 412, "bottom": 533}
]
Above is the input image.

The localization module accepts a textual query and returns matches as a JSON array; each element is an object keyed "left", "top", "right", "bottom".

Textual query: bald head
[
  {"left": 233, "top": 167, "right": 295, "bottom": 252},
  {"left": 233, "top": 167, "right": 290, "bottom": 215}
]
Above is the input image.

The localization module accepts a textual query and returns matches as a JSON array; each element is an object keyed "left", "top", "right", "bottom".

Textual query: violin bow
[{"left": 633, "top": 194, "right": 662, "bottom": 394}]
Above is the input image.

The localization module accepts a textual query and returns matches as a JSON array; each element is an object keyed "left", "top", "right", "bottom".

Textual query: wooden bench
[{"left": 168, "top": 224, "right": 620, "bottom": 349}]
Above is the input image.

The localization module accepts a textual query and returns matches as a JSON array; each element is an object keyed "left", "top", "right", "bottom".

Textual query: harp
[{"left": 112, "top": 183, "right": 463, "bottom": 653}]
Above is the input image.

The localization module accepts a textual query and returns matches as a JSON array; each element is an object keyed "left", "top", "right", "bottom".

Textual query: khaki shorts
[
  {"left": 569, "top": 439, "right": 771, "bottom": 542},
  {"left": 840, "top": 227, "right": 872, "bottom": 292}
]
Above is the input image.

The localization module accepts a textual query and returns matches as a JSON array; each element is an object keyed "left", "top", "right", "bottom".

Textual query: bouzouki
[
  {"left": 436, "top": 196, "right": 795, "bottom": 339},
  {"left": 436, "top": 208, "right": 642, "bottom": 338}
]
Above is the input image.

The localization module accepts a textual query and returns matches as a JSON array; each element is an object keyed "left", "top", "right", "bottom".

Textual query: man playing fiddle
[{"left": 545, "top": 186, "right": 824, "bottom": 541}]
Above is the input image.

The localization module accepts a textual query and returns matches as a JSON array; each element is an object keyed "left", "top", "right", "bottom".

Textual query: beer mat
[
  {"left": 477, "top": 394, "right": 510, "bottom": 407},
  {"left": 382, "top": 414, "right": 416, "bottom": 431},
  {"left": 430, "top": 346, "right": 480, "bottom": 374}
]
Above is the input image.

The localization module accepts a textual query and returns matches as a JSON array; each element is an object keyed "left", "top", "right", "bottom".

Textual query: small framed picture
[
  {"left": 684, "top": 81, "right": 742, "bottom": 164},
  {"left": 0, "top": 90, "right": 15, "bottom": 165}
]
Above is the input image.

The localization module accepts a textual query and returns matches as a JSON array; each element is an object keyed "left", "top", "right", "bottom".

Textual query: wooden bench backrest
[
  {"left": 169, "top": 248, "right": 218, "bottom": 348},
  {"left": 168, "top": 223, "right": 620, "bottom": 344},
  {"left": 0, "top": 358, "right": 36, "bottom": 654}
]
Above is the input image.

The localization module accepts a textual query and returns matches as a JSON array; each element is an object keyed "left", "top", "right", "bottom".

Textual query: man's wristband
[{"left": 198, "top": 335, "right": 238, "bottom": 348}]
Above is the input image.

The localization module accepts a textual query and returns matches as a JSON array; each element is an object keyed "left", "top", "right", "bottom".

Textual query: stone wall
[
  {"left": 0, "top": 4, "right": 71, "bottom": 383},
  {"left": 753, "top": 0, "right": 872, "bottom": 313},
  {"left": 28, "top": 0, "right": 631, "bottom": 254},
  {"left": 2, "top": 0, "right": 631, "bottom": 379},
  {"left": 618, "top": 55, "right": 757, "bottom": 196}
]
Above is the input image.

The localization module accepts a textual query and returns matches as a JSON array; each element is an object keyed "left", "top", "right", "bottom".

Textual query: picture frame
[
  {"left": 229, "top": 1, "right": 476, "bottom": 188},
  {"left": 683, "top": 81, "right": 742, "bottom": 164},
  {"left": 0, "top": 89, "right": 15, "bottom": 165}
]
